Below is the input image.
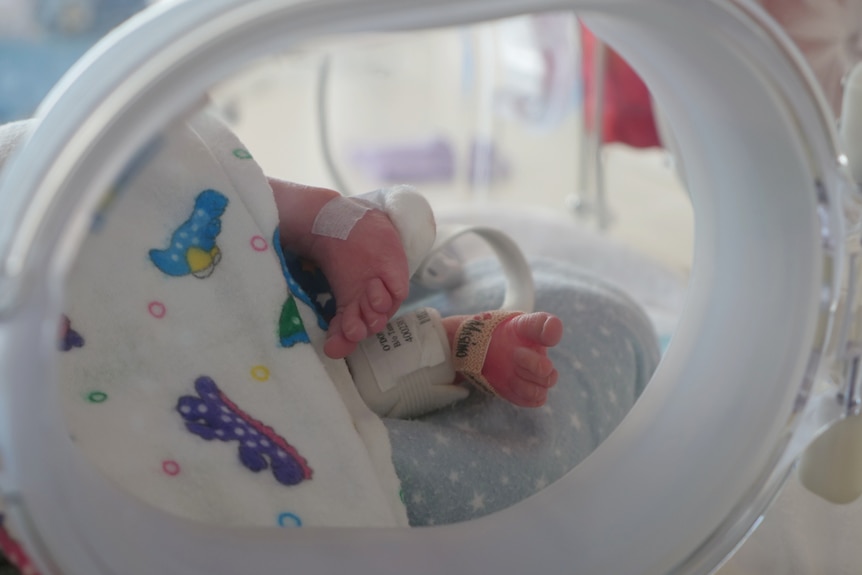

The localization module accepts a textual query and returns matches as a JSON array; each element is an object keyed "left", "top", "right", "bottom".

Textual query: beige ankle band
[{"left": 452, "top": 310, "right": 522, "bottom": 395}]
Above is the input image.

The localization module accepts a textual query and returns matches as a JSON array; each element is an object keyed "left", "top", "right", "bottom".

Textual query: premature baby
[
  {"left": 271, "top": 177, "right": 562, "bottom": 412},
  {"left": 0, "top": 111, "right": 563, "bottom": 533}
]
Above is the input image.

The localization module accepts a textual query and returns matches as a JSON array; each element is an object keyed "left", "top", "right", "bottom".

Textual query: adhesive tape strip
[
  {"left": 311, "top": 185, "right": 436, "bottom": 277},
  {"left": 310, "top": 195, "right": 373, "bottom": 240}
]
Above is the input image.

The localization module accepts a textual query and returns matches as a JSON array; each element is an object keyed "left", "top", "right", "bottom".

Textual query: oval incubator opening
[{"left": 34, "top": 12, "right": 692, "bottom": 533}]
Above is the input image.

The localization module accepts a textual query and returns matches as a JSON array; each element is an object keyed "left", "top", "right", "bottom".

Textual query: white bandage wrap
[
  {"left": 346, "top": 307, "right": 468, "bottom": 419},
  {"left": 311, "top": 185, "right": 436, "bottom": 276}
]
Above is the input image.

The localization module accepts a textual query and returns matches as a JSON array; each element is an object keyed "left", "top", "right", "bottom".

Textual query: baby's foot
[
  {"left": 452, "top": 312, "right": 563, "bottom": 407},
  {"left": 309, "top": 208, "right": 410, "bottom": 359}
]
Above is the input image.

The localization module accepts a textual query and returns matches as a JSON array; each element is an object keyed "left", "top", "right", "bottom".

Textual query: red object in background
[
  {"left": 580, "top": 25, "right": 661, "bottom": 148},
  {"left": 0, "top": 516, "right": 40, "bottom": 575}
]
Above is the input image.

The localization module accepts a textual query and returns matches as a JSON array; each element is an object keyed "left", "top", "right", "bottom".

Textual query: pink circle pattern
[
  {"left": 250, "top": 235, "right": 268, "bottom": 252},
  {"left": 148, "top": 301, "right": 166, "bottom": 319},
  {"left": 162, "top": 460, "right": 181, "bottom": 476}
]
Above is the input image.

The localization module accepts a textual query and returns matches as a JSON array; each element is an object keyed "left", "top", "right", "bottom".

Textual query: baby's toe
[
  {"left": 366, "top": 277, "right": 393, "bottom": 314},
  {"left": 514, "top": 367, "right": 558, "bottom": 390},
  {"left": 507, "top": 380, "right": 548, "bottom": 407},
  {"left": 359, "top": 297, "right": 388, "bottom": 334},
  {"left": 513, "top": 313, "right": 563, "bottom": 347},
  {"left": 324, "top": 316, "right": 359, "bottom": 358},
  {"left": 379, "top": 265, "right": 410, "bottom": 303},
  {"left": 338, "top": 303, "right": 368, "bottom": 343},
  {"left": 324, "top": 334, "right": 358, "bottom": 359},
  {"left": 540, "top": 315, "right": 564, "bottom": 346},
  {"left": 513, "top": 348, "right": 555, "bottom": 381}
]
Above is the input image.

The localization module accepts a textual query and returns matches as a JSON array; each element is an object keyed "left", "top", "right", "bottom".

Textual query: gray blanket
[{"left": 385, "top": 257, "right": 661, "bottom": 526}]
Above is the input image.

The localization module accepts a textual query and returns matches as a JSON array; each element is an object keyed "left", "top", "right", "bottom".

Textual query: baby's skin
[{"left": 271, "top": 179, "right": 562, "bottom": 407}]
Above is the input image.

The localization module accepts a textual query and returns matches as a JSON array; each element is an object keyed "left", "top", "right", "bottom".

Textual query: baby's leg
[
  {"left": 271, "top": 179, "right": 410, "bottom": 359},
  {"left": 443, "top": 312, "right": 563, "bottom": 407}
]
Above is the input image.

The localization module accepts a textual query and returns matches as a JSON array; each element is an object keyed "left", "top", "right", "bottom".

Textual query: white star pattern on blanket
[{"left": 384, "top": 258, "right": 660, "bottom": 526}]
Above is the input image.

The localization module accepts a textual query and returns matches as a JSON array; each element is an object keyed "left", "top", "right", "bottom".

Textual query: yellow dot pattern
[{"left": 251, "top": 365, "right": 271, "bottom": 382}]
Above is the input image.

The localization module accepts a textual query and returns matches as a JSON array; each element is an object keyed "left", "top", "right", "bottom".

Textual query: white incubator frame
[{"left": 0, "top": 0, "right": 860, "bottom": 574}]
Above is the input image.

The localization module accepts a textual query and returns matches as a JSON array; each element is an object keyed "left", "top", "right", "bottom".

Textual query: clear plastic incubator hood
[{"left": 0, "top": 0, "right": 861, "bottom": 574}]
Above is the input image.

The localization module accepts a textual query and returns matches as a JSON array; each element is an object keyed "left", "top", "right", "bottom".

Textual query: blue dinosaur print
[
  {"left": 150, "top": 190, "right": 229, "bottom": 278},
  {"left": 177, "top": 376, "right": 313, "bottom": 486},
  {"left": 273, "top": 228, "right": 333, "bottom": 332},
  {"left": 59, "top": 314, "right": 84, "bottom": 351}
]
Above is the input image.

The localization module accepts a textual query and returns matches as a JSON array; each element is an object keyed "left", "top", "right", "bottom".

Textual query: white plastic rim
[{"left": 0, "top": 0, "right": 853, "bottom": 574}]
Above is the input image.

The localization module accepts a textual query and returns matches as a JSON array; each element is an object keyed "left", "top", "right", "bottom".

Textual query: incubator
[{"left": 0, "top": 0, "right": 860, "bottom": 573}]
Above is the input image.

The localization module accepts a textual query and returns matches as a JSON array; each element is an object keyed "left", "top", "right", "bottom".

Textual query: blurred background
[{"left": 0, "top": 0, "right": 693, "bottom": 274}]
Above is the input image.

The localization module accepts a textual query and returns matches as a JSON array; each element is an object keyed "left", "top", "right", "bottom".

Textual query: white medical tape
[
  {"left": 311, "top": 185, "right": 413, "bottom": 240},
  {"left": 311, "top": 188, "right": 394, "bottom": 240},
  {"left": 310, "top": 186, "right": 436, "bottom": 278},
  {"left": 311, "top": 195, "right": 374, "bottom": 240}
]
